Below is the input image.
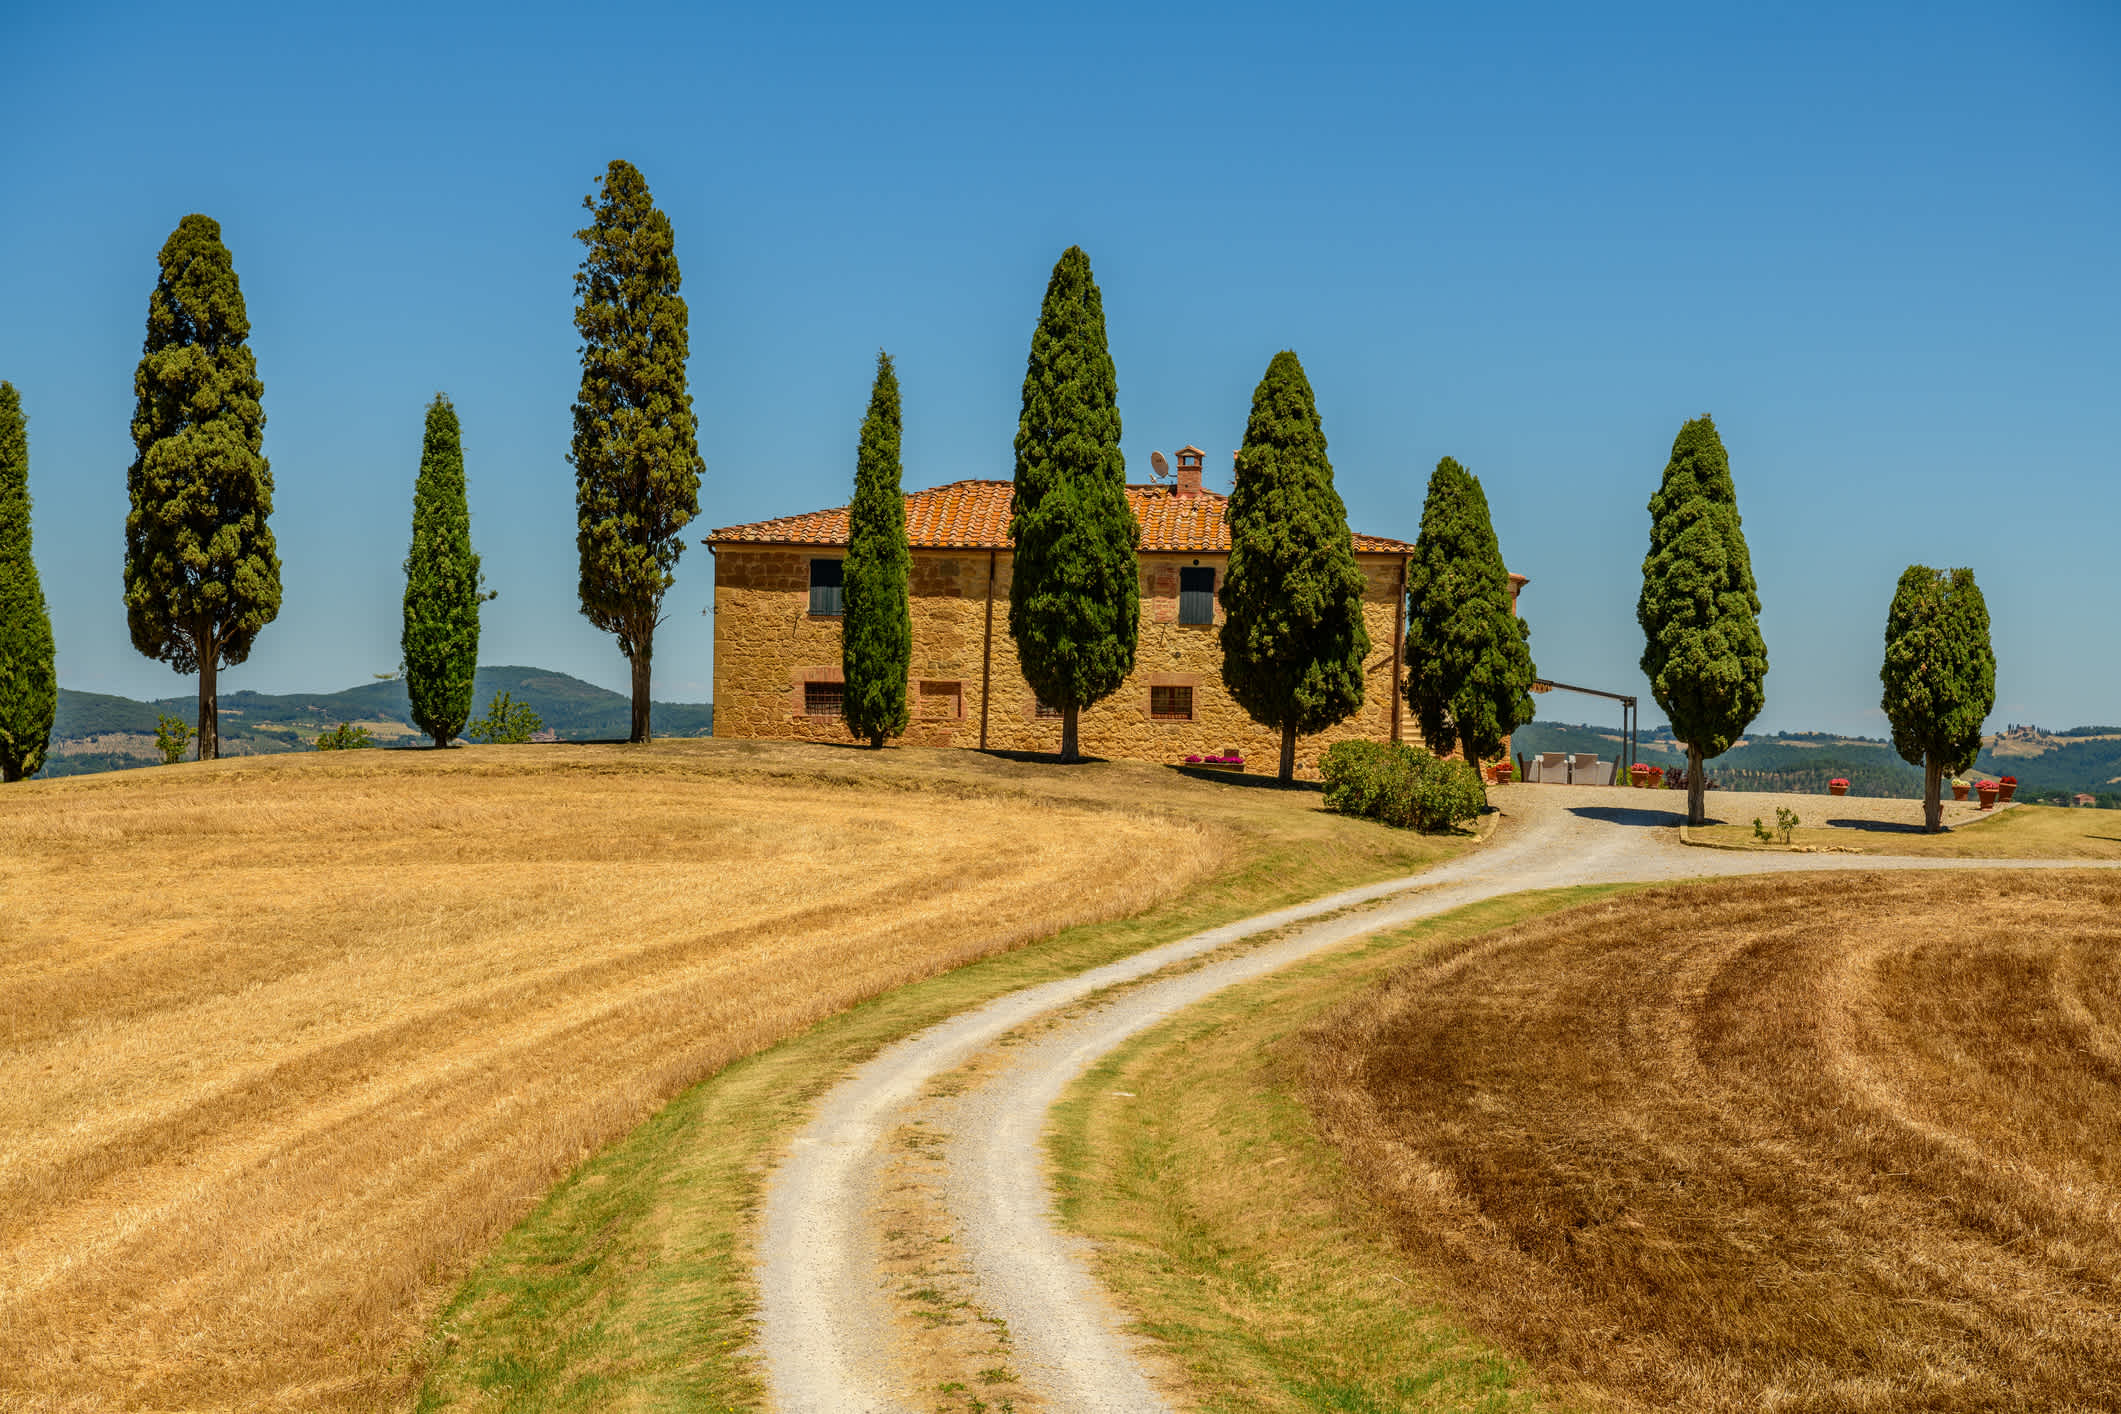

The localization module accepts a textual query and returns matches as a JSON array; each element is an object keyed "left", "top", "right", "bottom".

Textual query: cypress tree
[
  {"left": 1636, "top": 414, "right": 1767, "bottom": 825},
  {"left": 123, "top": 214, "right": 281, "bottom": 762},
  {"left": 0, "top": 382, "right": 56, "bottom": 783},
  {"left": 842, "top": 350, "right": 911, "bottom": 748},
  {"left": 402, "top": 393, "right": 487, "bottom": 747},
  {"left": 1008, "top": 246, "right": 1139, "bottom": 763},
  {"left": 572, "top": 159, "right": 704, "bottom": 743},
  {"left": 1218, "top": 351, "right": 1370, "bottom": 783},
  {"left": 1402, "top": 456, "right": 1536, "bottom": 783},
  {"left": 1881, "top": 565, "right": 1994, "bottom": 833}
]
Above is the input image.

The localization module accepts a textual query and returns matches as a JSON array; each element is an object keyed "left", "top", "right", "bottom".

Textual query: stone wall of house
[{"left": 710, "top": 545, "right": 1430, "bottom": 775}]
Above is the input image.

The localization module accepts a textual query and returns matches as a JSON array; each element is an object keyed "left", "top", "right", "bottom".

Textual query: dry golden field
[
  {"left": 0, "top": 738, "right": 1392, "bottom": 1412},
  {"left": 1305, "top": 872, "right": 2121, "bottom": 1412}
]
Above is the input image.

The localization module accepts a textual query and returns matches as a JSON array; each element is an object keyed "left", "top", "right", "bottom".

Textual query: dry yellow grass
[
  {"left": 1689, "top": 800, "right": 2121, "bottom": 858},
  {"left": 0, "top": 738, "right": 1280, "bottom": 1412},
  {"left": 1305, "top": 872, "right": 2121, "bottom": 1412}
]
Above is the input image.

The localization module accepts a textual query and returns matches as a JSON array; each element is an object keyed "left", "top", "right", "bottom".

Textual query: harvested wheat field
[
  {"left": 1305, "top": 871, "right": 2121, "bottom": 1413},
  {"left": 0, "top": 738, "right": 1382, "bottom": 1412}
]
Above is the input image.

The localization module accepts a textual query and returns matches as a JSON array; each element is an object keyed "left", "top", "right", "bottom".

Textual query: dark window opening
[
  {"left": 1151, "top": 685, "right": 1194, "bottom": 721},
  {"left": 809, "top": 558, "right": 844, "bottom": 616},
  {"left": 803, "top": 681, "right": 844, "bottom": 718},
  {"left": 1179, "top": 566, "right": 1216, "bottom": 625}
]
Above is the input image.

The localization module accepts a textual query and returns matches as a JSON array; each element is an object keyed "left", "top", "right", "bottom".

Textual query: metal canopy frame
[{"left": 1529, "top": 678, "right": 1640, "bottom": 771}]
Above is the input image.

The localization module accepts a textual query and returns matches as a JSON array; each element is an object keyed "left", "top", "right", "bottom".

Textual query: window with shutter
[
  {"left": 803, "top": 681, "right": 844, "bottom": 718},
  {"left": 809, "top": 558, "right": 844, "bottom": 616},
  {"left": 1150, "top": 685, "right": 1194, "bottom": 721},
  {"left": 1178, "top": 566, "right": 1215, "bottom": 625}
]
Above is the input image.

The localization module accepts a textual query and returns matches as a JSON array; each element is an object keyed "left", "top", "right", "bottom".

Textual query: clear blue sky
[{"left": 6, "top": 1, "right": 2116, "bottom": 735}]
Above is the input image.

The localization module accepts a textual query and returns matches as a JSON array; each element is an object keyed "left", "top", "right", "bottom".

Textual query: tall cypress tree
[
  {"left": 842, "top": 350, "right": 911, "bottom": 748},
  {"left": 1881, "top": 565, "right": 1994, "bottom": 833},
  {"left": 1009, "top": 245, "right": 1138, "bottom": 763},
  {"left": 572, "top": 159, "right": 704, "bottom": 743},
  {"left": 1402, "top": 456, "right": 1536, "bottom": 783},
  {"left": 1219, "top": 351, "right": 1370, "bottom": 783},
  {"left": 402, "top": 394, "right": 487, "bottom": 747},
  {"left": 124, "top": 214, "right": 281, "bottom": 762},
  {"left": 1637, "top": 414, "right": 1767, "bottom": 825},
  {"left": 0, "top": 382, "right": 56, "bottom": 783}
]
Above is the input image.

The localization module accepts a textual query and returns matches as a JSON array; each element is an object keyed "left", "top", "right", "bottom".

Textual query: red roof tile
[{"left": 704, "top": 479, "right": 1413, "bottom": 555}]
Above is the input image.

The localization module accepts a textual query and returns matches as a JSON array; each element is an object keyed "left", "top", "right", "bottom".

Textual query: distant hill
[
  {"left": 1507, "top": 720, "right": 2121, "bottom": 802},
  {"left": 41, "top": 667, "right": 712, "bottom": 778}
]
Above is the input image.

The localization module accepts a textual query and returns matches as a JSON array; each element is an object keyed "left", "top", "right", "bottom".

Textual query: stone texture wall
[{"left": 710, "top": 546, "right": 1428, "bottom": 775}]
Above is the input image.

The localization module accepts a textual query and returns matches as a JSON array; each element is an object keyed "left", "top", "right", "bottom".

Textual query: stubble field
[
  {"left": 0, "top": 739, "right": 1427, "bottom": 1412},
  {"left": 1305, "top": 872, "right": 2121, "bottom": 1412}
]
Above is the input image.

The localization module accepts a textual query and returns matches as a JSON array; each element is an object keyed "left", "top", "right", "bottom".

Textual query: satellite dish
[{"left": 1150, "top": 450, "right": 1171, "bottom": 481}]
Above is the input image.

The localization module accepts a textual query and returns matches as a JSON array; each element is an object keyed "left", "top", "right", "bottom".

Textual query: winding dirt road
[{"left": 756, "top": 792, "right": 2113, "bottom": 1411}]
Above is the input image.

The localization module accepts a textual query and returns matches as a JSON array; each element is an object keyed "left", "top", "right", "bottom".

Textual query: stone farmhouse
[{"left": 704, "top": 446, "right": 1526, "bottom": 774}]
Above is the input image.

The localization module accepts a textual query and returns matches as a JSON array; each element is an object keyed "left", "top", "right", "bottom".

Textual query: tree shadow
[
  {"left": 1825, "top": 817, "right": 1952, "bottom": 834},
  {"left": 976, "top": 748, "right": 1112, "bottom": 766},
  {"left": 1165, "top": 764, "right": 1322, "bottom": 793},
  {"left": 1569, "top": 805, "right": 1688, "bottom": 828}
]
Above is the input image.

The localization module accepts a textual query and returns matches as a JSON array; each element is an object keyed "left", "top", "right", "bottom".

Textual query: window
[
  {"left": 803, "top": 681, "right": 844, "bottom": 718},
  {"left": 809, "top": 558, "right": 844, "bottom": 616},
  {"left": 1033, "top": 696, "right": 1064, "bottom": 719},
  {"left": 1150, "top": 685, "right": 1194, "bottom": 721},
  {"left": 919, "top": 680, "right": 963, "bottom": 720},
  {"left": 1179, "top": 566, "right": 1216, "bottom": 625}
]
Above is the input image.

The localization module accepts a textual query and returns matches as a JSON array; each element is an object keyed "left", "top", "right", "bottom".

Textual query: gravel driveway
[{"left": 754, "top": 788, "right": 2109, "bottom": 1411}]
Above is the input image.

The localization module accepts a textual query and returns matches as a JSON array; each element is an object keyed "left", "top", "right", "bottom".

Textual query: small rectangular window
[
  {"left": 803, "top": 681, "right": 844, "bottom": 718},
  {"left": 918, "top": 681, "right": 963, "bottom": 720},
  {"left": 809, "top": 558, "right": 844, "bottom": 616},
  {"left": 1179, "top": 566, "right": 1215, "bottom": 626},
  {"left": 1033, "top": 696, "right": 1064, "bottom": 719},
  {"left": 1150, "top": 685, "right": 1194, "bottom": 721}
]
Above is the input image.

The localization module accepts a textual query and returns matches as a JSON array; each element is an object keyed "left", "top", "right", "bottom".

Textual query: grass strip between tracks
[
  {"left": 1046, "top": 885, "right": 1645, "bottom": 1414},
  {"left": 414, "top": 815, "right": 1471, "bottom": 1411}
]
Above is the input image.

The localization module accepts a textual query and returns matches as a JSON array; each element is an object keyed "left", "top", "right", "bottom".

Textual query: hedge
[{"left": 1320, "top": 740, "right": 1485, "bottom": 833}]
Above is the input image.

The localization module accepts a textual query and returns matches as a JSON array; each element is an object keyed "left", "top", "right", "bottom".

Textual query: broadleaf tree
[
  {"left": 571, "top": 159, "right": 704, "bottom": 742},
  {"left": 841, "top": 350, "right": 911, "bottom": 748},
  {"left": 1637, "top": 414, "right": 1767, "bottom": 825},
  {"left": 1880, "top": 565, "right": 1995, "bottom": 833},
  {"left": 1008, "top": 246, "right": 1139, "bottom": 763},
  {"left": 1402, "top": 455, "right": 1535, "bottom": 789},
  {"left": 402, "top": 393, "right": 488, "bottom": 747},
  {"left": 1218, "top": 351, "right": 1370, "bottom": 783},
  {"left": 0, "top": 382, "right": 56, "bottom": 782},
  {"left": 123, "top": 214, "right": 281, "bottom": 761}
]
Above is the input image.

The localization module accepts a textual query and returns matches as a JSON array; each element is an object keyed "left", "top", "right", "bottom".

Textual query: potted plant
[
  {"left": 1828, "top": 777, "right": 1849, "bottom": 797},
  {"left": 1629, "top": 762, "right": 1661, "bottom": 790},
  {"left": 1951, "top": 777, "right": 1970, "bottom": 802},
  {"left": 1976, "top": 779, "right": 2000, "bottom": 810},
  {"left": 1998, "top": 775, "right": 2017, "bottom": 802}
]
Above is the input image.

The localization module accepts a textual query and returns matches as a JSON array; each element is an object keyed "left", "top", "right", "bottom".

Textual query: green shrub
[
  {"left": 1320, "top": 740, "right": 1483, "bottom": 833},
  {"left": 468, "top": 690, "right": 543, "bottom": 745},
  {"left": 153, "top": 713, "right": 195, "bottom": 765},
  {"left": 314, "top": 722, "right": 375, "bottom": 751}
]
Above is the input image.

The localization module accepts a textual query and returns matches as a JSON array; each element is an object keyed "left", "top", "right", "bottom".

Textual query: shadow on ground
[
  {"left": 1569, "top": 805, "right": 1686, "bottom": 828},
  {"left": 1165, "top": 765, "right": 1322, "bottom": 793}
]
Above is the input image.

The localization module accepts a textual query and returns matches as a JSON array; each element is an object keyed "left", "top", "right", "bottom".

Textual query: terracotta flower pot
[
  {"left": 1977, "top": 783, "right": 2000, "bottom": 811},
  {"left": 1828, "top": 780, "right": 1848, "bottom": 797},
  {"left": 1952, "top": 782, "right": 1970, "bottom": 802},
  {"left": 1999, "top": 781, "right": 2017, "bottom": 802}
]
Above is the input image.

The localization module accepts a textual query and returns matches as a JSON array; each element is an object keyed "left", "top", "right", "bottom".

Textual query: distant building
[
  {"left": 703, "top": 447, "right": 1527, "bottom": 773},
  {"left": 2076, "top": 793, "right": 2097, "bottom": 808}
]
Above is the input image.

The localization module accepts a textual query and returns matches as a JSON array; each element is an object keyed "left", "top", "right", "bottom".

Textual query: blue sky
[{"left": 5, "top": 1, "right": 2116, "bottom": 735}]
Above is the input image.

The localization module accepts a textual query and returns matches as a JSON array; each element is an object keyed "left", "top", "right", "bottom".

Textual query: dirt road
[{"left": 754, "top": 790, "right": 2114, "bottom": 1411}]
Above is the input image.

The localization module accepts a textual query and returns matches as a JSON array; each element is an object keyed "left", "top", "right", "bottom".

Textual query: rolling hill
[{"left": 41, "top": 667, "right": 712, "bottom": 777}]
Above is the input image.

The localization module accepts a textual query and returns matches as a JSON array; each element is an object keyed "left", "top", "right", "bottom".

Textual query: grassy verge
[
  {"left": 1045, "top": 887, "right": 1643, "bottom": 1414},
  {"left": 1689, "top": 801, "right": 2121, "bottom": 858},
  {"left": 414, "top": 789, "right": 1471, "bottom": 1412}
]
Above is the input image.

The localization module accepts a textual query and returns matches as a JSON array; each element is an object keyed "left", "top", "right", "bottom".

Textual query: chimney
[{"left": 1175, "top": 444, "right": 1205, "bottom": 497}]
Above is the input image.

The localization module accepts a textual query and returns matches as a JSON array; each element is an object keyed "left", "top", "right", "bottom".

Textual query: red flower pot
[
  {"left": 1977, "top": 781, "right": 2000, "bottom": 811},
  {"left": 1998, "top": 777, "right": 2017, "bottom": 802},
  {"left": 1828, "top": 779, "right": 1849, "bottom": 797}
]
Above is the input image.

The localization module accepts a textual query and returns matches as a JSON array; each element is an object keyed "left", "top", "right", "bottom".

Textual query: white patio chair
[
  {"left": 1570, "top": 753, "right": 1599, "bottom": 784},
  {"left": 1538, "top": 751, "right": 1567, "bottom": 785}
]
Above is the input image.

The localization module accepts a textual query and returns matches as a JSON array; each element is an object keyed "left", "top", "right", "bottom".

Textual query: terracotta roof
[{"left": 704, "top": 479, "right": 1413, "bottom": 555}]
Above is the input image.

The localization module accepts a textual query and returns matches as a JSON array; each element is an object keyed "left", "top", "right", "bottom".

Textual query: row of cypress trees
[{"left": 832, "top": 245, "right": 1540, "bottom": 785}]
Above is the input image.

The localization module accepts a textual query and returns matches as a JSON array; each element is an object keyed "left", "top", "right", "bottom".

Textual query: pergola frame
[{"left": 1530, "top": 678, "right": 1640, "bottom": 771}]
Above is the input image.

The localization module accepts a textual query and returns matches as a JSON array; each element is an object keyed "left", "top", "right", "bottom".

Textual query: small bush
[
  {"left": 1320, "top": 741, "right": 1484, "bottom": 833},
  {"left": 153, "top": 714, "right": 195, "bottom": 765},
  {"left": 314, "top": 722, "right": 375, "bottom": 751},
  {"left": 468, "top": 691, "right": 543, "bottom": 745}
]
